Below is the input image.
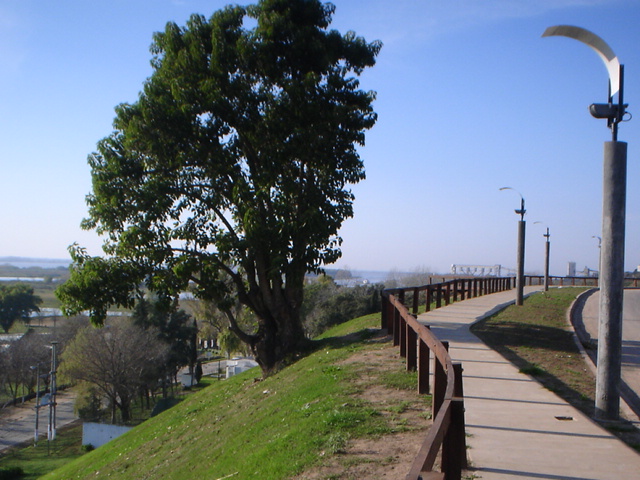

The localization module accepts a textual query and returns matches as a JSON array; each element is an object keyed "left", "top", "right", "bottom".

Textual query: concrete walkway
[{"left": 417, "top": 286, "right": 640, "bottom": 480}]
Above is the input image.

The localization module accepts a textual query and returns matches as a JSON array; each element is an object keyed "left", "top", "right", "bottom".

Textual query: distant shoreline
[{"left": 0, "top": 257, "right": 71, "bottom": 269}]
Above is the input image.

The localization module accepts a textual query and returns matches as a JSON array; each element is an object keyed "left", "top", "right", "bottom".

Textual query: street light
[
  {"left": 534, "top": 222, "right": 551, "bottom": 292},
  {"left": 592, "top": 235, "right": 602, "bottom": 277},
  {"left": 30, "top": 363, "right": 47, "bottom": 446},
  {"left": 500, "top": 187, "right": 526, "bottom": 305},
  {"left": 543, "top": 25, "right": 630, "bottom": 420}
]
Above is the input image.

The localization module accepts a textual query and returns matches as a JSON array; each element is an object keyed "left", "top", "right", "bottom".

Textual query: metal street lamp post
[
  {"left": 48, "top": 341, "right": 58, "bottom": 454},
  {"left": 30, "top": 363, "right": 46, "bottom": 446},
  {"left": 543, "top": 25, "right": 630, "bottom": 420},
  {"left": 592, "top": 235, "right": 602, "bottom": 278},
  {"left": 500, "top": 187, "right": 526, "bottom": 305},
  {"left": 534, "top": 222, "right": 551, "bottom": 292}
]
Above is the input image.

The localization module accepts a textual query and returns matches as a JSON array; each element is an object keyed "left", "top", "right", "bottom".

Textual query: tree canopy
[
  {"left": 56, "top": 0, "right": 380, "bottom": 375},
  {"left": 0, "top": 283, "right": 42, "bottom": 333}
]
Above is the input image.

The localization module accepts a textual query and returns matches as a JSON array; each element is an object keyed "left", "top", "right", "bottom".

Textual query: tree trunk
[
  {"left": 119, "top": 395, "right": 132, "bottom": 423},
  {"left": 251, "top": 302, "right": 307, "bottom": 377}
]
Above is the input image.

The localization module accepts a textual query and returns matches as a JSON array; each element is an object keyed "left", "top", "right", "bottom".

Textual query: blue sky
[{"left": 1, "top": 0, "right": 639, "bottom": 276}]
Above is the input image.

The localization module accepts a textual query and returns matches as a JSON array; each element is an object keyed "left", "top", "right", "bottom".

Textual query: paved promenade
[{"left": 417, "top": 286, "right": 640, "bottom": 480}]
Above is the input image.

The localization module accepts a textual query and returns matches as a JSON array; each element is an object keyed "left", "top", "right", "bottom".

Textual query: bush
[
  {"left": 74, "top": 384, "right": 104, "bottom": 422},
  {"left": 302, "top": 276, "right": 381, "bottom": 337},
  {"left": 0, "top": 466, "right": 24, "bottom": 480}
]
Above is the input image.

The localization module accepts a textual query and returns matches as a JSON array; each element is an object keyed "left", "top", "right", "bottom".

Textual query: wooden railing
[
  {"left": 381, "top": 277, "right": 513, "bottom": 480},
  {"left": 382, "top": 277, "right": 514, "bottom": 320}
]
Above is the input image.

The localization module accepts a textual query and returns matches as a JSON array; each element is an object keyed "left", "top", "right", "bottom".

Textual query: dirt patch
[{"left": 293, "top": 332, "right": 432, "bottom": 479}]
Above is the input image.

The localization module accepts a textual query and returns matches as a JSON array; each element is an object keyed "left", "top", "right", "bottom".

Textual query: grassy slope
[{"left": 40, "top": 314, "right": 414, "bottom": 480}]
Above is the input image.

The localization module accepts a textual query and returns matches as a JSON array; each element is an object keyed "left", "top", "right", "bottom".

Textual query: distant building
[{"left": 567, "top": 262, "right": 576, "bottom": 277}]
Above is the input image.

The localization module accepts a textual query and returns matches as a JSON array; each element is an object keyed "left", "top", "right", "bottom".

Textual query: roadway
[
  {"left": 0, "top": 390, "right": 77, "bottom": 453},
  {"left": 576, "top": 288, "right": 640, "bottom": 419}
]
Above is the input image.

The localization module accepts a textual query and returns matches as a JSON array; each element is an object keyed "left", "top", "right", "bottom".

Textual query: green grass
[
  {"left": 35, "top": 313, "right": 416, "bottom": 480},
  {"left": 0, "top": 423, "right": 85, "bottom": 480}
]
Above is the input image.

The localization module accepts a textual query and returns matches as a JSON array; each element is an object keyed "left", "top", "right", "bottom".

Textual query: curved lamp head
[
  {"left": 499, "top": 187, "right": 526, "bottom": 220},
  {"left": 542, "top": 25, "right": 620, "bottom": 98}
]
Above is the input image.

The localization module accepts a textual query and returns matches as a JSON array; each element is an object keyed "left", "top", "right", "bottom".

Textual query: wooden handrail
[{"left": 382, "top": 277, "right": 514, "bottom": 480}]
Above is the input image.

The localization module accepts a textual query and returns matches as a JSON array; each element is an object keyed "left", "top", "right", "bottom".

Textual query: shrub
[
  {"left": 0, "top": 466, "right": 24, "bottom": 480},
  {"left": 302, "top": 277, "right": 381, "bottom": 337}
]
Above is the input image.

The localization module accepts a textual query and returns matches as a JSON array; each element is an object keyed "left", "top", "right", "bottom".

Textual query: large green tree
[
  {"left": 56, "top": 0, "right": 380, "bottom": 376},
  {"left": 0, "top": 283, "right": 42, "bottom": 333}
]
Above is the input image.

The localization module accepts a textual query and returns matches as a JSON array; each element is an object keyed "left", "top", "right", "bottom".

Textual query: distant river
[{"left": 0, "top": 258, "right": 71, "bottom": 269}]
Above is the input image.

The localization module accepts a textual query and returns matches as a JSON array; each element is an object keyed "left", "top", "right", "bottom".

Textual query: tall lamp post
[
  {"left": 534, "top": 222, "right": 551, "bottom": 291},
  {"left": 543, "top": 25, "right": 630, "bottom": 420},
  {"left": 30, "top": 363, "right": 46, "bottom": 446},
  {"left": 592, "top": 235, "right": 602, "bottom": 278},
  {"left": 48, "top": 341, "right": 58, "bottom": 444},
  {"left": 500, "top": 187, "right": 526, "bottom": 305}
]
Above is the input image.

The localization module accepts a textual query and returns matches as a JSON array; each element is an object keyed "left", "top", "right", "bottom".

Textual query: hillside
[{"left": 42, "top": 314, "right": 431, "bottom": 480}]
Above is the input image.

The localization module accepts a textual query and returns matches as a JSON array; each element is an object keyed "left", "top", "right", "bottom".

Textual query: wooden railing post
[
  {"left": 407, "top": 318, "right": 417, "bottom": 372},
  {"left": 418, "top": 327, "right": 431, "bottom": 395},
  {"left": 400, "top": 314, "right": 407, "bottom": 358},
  {"left": 387, "top": 297, "right": 395, "bottom": 330},
  {"left": 441, "top": 364, "right": 467, "bottom": 480},
  {"left": 393, "top": 308, "right": 400, "bottom": 346},
  {"left": 433, "top": 341, "right": 449, "bottom": 418},
  {"left": 381, "top": 294, "right": 388, "bottom": 330}
]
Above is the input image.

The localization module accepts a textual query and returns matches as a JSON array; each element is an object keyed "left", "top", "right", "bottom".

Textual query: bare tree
[
  {"left": 60, "top": 318, "right": 169, "bottom": 424},
  {"left": 0, "top": 332, "right": 49, "bottom": 403}
]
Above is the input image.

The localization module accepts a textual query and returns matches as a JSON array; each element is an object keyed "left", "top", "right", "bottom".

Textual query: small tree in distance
[
  {"left": 56, "top": 0, "right": 381, "bottom": 376},
  {"left": 0, "top": 284, "right": 42, "bottom": 333}
]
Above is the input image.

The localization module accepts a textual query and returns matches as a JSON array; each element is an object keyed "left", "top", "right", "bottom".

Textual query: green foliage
[
  {"left": 217, "top": 327, "right": 243, "bottom": 358},
  {"left": 302, "top": 276, "right": 381, "bottom": 337},
  {"left": 0, "top": 283, "right": 42, "bottom": 332},
  {"left": 56, "top": 0, "right": 380, "bottom": 375},
  {"left": 55, "top": 249, "right": 142, "bottom": 325},
  {"left": 131, "top": 298, "right": 198, "bottom": 376},
  {"left": 0, "top": 466, "right": 24, "bottom": 480},
  {"left": 74, "top": 383, "right": 104, "bottom": 422}
]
